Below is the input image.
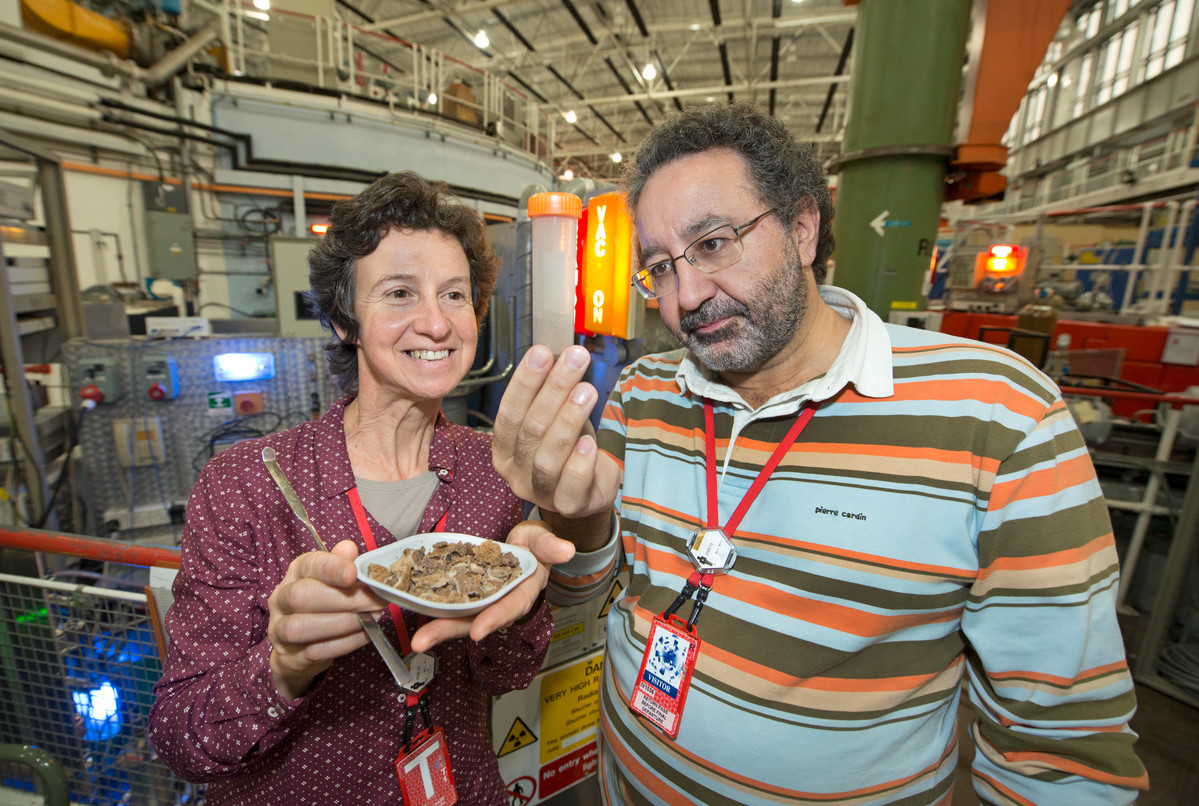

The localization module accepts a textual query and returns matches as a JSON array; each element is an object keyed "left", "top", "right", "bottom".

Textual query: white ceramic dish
[{"left": 355, "top": 532, "right": 537, "bottom": 619}]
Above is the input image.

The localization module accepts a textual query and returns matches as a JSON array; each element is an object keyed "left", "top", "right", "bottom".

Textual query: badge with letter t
[{"left": 395, "top": 726, "right": 457, "bottom": 806}]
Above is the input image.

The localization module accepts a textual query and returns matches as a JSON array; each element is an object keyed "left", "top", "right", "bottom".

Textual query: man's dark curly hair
[
  {"left": 307, "top": 171, "right": 499, "bottom": 394},
  {"left": 621, "top": 102, "right": 835, "bottom": 283}
]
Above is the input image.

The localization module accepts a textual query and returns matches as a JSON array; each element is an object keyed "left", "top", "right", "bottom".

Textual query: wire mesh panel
[
  {"left": 0, "top": 573, "right": 202, "bottom": 804},
  {"left": 61, "top": 335, "right": 332, "bottom": 539}
]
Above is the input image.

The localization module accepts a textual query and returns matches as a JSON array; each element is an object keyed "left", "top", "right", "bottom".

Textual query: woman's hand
[
  {"left": 409, "top": 520, "right": 575, "bottom": 652},
  {"left": 267, "top": 539, "right": 387, "bottom": 700}
]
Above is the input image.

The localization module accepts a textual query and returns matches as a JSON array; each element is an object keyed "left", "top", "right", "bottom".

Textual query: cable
[
  {"left": 48, "top": 569, "right": 148, "bottom": 591},
  {"left": 123, "top": 131, "right": 167, "bottom": 186},
  {"left": 1157, "top": 642, "right": 1199, "bottom": 696},
  {"left": 237, "top": 206, "right": 283, "bottom": 237},
  {"left": 136, "top": 340, "right": 181, "bottom": 543},
  {"left": 196, "top": 301, "right": 262, "bottom": 318},
  {"left": 127, "top": 345, "right": 138, "bottom": 543},
  {"left": 190, "top": 410, "right": 288, "bottom": 473},
  {"left": 2, "top": 375, "right": 71, "bottom": 528},
  {"left": 125, "top": 160, "right": 145, "bottom": 284}
]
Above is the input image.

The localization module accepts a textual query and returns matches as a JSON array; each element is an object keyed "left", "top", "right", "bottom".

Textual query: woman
[{"left": 149, "top": 172, "right": 573, "bottom": 804}]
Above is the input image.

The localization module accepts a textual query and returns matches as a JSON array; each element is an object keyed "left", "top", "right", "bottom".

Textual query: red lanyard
[
  {"left": 347, "top": 487, "right": 445, "bottom": 654},
  {"left": 639, "top": 397, "right": 819, "bottom": 734},
  {"left": 704, "top": 399, "right": 815, "bottom": 534},
  {"left": 664, "top": 400, "right": 816, "bottom": 628}
]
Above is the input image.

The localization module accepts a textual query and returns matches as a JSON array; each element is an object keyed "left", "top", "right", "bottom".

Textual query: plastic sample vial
[{"left": 527, "top": 191, "right": 583, "bottom": 355}]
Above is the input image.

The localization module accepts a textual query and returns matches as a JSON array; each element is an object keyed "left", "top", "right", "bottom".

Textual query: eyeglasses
[{"left": 631, "top": 209, "right": 775, "bottom": 301}]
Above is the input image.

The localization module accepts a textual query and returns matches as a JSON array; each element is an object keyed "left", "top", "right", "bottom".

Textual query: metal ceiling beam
[
  {"left": 494, "top": 7, "right": 536, "bottom": 51},
  {"left": 431, "top": 8, "right": 857, "bottom": 59},
  {"left": 650, "top": 50, "right": 683, "bottom": 112},
  {"left": 565, "top": 73, "right": 850, "bottom": 107},
  {"left": 768, "top": 0, "right": 782, "bottom": 114},
  {"left": 605, "top": 56, "right": 654, "bottom": 126},
  {"left": 473, "top": 14, "right": 856, "bottom": 75},
  {"left": 817, "top": 28, "right": 854, "bottom": 133},
  {"left": 556, "top": 128, "right": 845, "bottom": 158},
  {"left": 649, "top": 10, "right": 856, "bottom": 36},
  {"left": 623, "top": 0, "right": 650, "bottom": 38},
  {"left": 546, "top": 65, "right": 626, "bottom": 142},
  {"left": 560, "top": 0, "right": 598, "bottom": 45},
  {"left": 360, "top": 0, "right": 524, "bottom": 33}
]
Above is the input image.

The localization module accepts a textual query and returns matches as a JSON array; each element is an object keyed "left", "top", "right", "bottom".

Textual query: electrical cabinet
[
  {"left": 270, "top": 236, "right": 324, "bottom": 337},
  {"left": 144, "top": 211, "right": 197, "bottom": 280}
]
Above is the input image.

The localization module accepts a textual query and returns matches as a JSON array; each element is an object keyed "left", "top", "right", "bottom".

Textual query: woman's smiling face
[{"left": 348, "top": 227, "right": 478, "bottom": 404}]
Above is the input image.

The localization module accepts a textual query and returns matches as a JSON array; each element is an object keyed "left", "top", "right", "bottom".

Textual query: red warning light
[{"left": 986, "top": 244, "right": 1018, "bottom": 273}]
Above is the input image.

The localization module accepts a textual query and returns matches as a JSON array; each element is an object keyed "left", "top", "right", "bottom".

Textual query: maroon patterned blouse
[{"left": 149, "top": 397, "right": 552, "bottom": 805}]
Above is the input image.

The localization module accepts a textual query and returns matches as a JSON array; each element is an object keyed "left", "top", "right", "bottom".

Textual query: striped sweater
[{"left": 562, "top": 288, "right": 1146, "bottom": 805}]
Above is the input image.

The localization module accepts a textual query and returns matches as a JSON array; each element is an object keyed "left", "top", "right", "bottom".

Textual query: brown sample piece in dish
[{"left": 368, "top": 540, "right": 522, "bottom": 604}]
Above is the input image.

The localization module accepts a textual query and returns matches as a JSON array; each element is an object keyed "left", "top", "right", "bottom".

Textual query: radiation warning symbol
[
  {"left": 498, "top": 716, "right": 538, "bottom": 757},
  {"left": 599, "top": 578, "right": 624, "bottom": 619}
]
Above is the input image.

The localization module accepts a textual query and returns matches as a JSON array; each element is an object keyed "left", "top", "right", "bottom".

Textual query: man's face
[{"left": 634, "top": 148, "right": 818, "bottom": 374}]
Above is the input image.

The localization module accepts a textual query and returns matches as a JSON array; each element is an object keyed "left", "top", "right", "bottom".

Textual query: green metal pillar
[{"left": 831, "top": 0, "right": 973, "bottom": 317}]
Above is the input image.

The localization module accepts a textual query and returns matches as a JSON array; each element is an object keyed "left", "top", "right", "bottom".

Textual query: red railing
[{"left": 0, "top": 526, "right": 180, "bottom": 567}]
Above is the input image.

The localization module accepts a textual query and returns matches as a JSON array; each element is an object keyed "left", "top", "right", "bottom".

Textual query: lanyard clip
[
  {"left": 663, "top": 571, "right": 703, "bottom": 620},
  {"left": 687, "top": 578, "right": 714, "bottom": 630},
  {"left": 662, "top": 571, "right": 714, "bottom": 629},
  {"left": 401, "top": 692, "right": 436, "bottom": 753}
]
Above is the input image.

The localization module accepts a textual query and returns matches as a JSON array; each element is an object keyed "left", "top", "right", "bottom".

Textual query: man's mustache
[{"left": 680, "top": 299, "right": 751, "bottom": 335}]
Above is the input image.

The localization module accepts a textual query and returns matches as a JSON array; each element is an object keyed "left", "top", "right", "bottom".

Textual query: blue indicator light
[
  {"left": 72, "top": 680, "right": 122, "bottom": 742},
  {"left": 213, "top": 352, "right": 276, "bottom": 382}
]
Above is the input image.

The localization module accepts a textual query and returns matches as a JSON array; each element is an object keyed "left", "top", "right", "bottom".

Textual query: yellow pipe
[{"left": 20, "top": 0, "right": 131, "bottom": 60}]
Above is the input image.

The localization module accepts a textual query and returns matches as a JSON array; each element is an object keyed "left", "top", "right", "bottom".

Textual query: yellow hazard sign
[
  {"left": 539, "top": 653, "right": 603, "bottom": 764},
  {"left": 599, "top": 578, "right": 623, "bottom": 619},
  {"left": 498, "top": 716, "right": 538, "bottom": 758}
]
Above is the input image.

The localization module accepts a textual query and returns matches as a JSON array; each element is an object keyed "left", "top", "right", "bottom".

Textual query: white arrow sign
[{"left": 871, "top": 210, "right": 889, "bottom": 237}]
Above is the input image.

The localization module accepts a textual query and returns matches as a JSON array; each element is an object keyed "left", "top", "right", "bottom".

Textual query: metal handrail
[
  {"left": 0, "top": 573, "right": 147, "bottom": 603},
  {"left": 0, "top": 526, "right": 180, "bottom": 568}
]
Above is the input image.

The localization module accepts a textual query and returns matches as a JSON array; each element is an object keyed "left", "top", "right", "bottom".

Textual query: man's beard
[{"left": 665, "top": 238, "right": 808, "bottom": 374}]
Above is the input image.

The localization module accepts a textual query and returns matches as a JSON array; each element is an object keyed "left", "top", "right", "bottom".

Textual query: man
[{"left": 493, "top": 103, "right": 1147, "bottom": 805}]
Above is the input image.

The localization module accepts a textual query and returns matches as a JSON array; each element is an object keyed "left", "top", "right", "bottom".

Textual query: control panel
[
  {"left": 77, "top": 358, "right": 121, "bottom": 404},
  {"left": 141, "top": 354, "right": 181, "bottom": 401},
  {"left": 63, "top": 336, "right": 331, "bottom": 540}
]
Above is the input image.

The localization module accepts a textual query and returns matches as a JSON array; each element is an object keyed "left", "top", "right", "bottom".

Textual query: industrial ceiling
[{"left": 334, "top": 0, "right": 858, "bottom": 179}]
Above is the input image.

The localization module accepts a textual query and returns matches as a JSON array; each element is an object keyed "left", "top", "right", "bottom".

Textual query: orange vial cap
[{"left": 527, "top": 192, "right": 582, "bottom": 218}]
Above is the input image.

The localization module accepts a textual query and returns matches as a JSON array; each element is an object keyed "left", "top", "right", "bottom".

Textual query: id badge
[
  {"left": 395, "top": 726, "right": 458, "bottom": 806},
  {"left": 629, "top": 613, "right": 700, "bottom": 738}
]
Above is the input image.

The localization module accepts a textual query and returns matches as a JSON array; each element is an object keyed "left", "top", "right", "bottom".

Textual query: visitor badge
[
  {"left": 395, "top": 726, "right": 457, "bottom": 806},
  {"left": 629, "top": 613, "right": 700, "bottom": 738}
]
